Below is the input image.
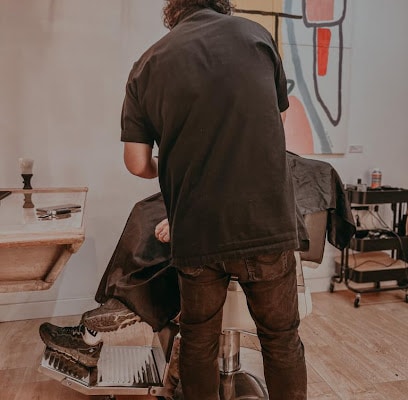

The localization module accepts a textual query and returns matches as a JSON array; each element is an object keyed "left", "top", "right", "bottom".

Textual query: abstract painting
[{"left": 235, "top": 0, "right": 351, "bottom": 154}]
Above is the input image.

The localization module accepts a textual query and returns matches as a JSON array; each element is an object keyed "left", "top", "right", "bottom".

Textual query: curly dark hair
[{"left": 163, "top": 0, "right": 234, "bottom": 29}]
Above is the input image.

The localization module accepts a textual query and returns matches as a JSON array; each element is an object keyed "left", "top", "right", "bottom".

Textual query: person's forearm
[
  {"left": 123, "top": 143, "right": 158, "bottom": 179},
  {"left": 130, "top": 156, "right": 158, "bottom": 179},
  {"left": 144, "top": 157, "right": 158, "bottom": 178}
]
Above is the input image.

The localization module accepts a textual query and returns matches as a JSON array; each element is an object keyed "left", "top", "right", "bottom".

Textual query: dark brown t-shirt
[{"left": 121, "top": 9, "right": 299, "bottom": 267}]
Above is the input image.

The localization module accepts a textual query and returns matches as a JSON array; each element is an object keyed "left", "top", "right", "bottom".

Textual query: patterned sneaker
[
  {"left": 39, "top": 322, "right": 102, "bottom": 368},
  {"left": 81, "top": 298, "right": 141, "bottom": 332}
]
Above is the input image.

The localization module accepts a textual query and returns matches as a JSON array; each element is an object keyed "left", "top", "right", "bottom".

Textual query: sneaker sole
[
  {"left": 39, "top": 327, "right": 101, "bottom": 368},
  {"left": 82, "top": 313, "right": 140, "bottom": 332},
  {"left": 44, "top": 347, "right": 94, "bottom": 378},
  {"left": 43, "top": 342, "right": 100, "bottom": 368}
]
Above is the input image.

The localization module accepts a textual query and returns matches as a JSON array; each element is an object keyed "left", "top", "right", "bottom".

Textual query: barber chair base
[
  {"left": 170, "top": 347, "right": 267, "bottom": 400},
  {"left": 220, "top": 371, "right": 267, "bottom": 400},
  {"left": 169, "top": 347, "right": 267, "bottom": 400},
  {"left": 219, "top": 347, "right": 267, "bottom": 400},
  {"left": 217, "top": 329, "right": 268, "bottom": 400}
]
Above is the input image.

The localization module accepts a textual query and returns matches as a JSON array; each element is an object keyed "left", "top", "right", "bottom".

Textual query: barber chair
[{"left": 39, "top": 210, "right": 327, "bottom": 400}]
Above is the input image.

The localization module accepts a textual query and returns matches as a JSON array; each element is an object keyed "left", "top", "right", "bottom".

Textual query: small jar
[{"left": 371, "top": 168, "right": 382, "bottom": 189}]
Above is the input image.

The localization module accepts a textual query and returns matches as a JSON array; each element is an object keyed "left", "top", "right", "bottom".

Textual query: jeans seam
[
  {"left": 282, "top": 250, "right": 288, "bottom": 271},
  {"left": 220, "top": 261, "right": 227, "bottom": 272},
  {"left": 245, "top": 257, "right": 257, "bottom": 280}
]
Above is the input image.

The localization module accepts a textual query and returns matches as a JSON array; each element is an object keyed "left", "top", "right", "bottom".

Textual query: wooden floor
[{"left": 1, "top": 289, "right": 407, "bottom": 399}]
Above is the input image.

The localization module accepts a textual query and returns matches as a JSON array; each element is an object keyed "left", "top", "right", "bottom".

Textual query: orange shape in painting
[
  {"left": 285, "top": 95, "right": 314, "bottom": 154},
  {"left": 304, "top": 0, "right": 334, "bottom": 22}
]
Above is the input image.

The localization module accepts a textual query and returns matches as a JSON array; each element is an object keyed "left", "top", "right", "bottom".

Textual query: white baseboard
[
  {"left": 0, "top": 297, "right": 98, "bottom": 322},
  {"left": 305, "top": 277, "right": 334, "bottom": 293},
  {"left": 0, "top": 277, "right": 363, "bottom": 323},
  {"left": 305, "top": 277, "right": 398, "bottom": 294}
]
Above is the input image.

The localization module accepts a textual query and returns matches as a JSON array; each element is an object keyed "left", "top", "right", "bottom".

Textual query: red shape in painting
[{"left": 317, "top": 28, "right": 331, "bottom": 76}]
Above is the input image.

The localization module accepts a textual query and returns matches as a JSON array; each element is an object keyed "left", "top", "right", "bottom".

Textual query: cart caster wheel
[
  {"left": 354, "top": 297, "right": 360, "bottom": 308},
  {"left": 329, "top": 282, "right": 334, "bottom": 293}
]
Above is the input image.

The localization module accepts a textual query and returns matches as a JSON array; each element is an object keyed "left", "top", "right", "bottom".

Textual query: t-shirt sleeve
[
  {"left": 120, "top": 78, "right": 155, "bottom": 147},
  {"left": 270, "top": 38, "right": 289, "bottom": 113}
]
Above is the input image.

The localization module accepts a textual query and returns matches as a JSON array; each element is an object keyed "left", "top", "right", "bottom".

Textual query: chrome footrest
[{"left": 39, "top": 344, "right": 170, "bottom": 397}]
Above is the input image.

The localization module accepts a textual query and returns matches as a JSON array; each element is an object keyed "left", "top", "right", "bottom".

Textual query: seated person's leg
[
  {"left": 81, "top": 297, "right": 141, "bottom": 332},
  {"left": 39, "top": 211, "right": 174, "bottom": 371}
]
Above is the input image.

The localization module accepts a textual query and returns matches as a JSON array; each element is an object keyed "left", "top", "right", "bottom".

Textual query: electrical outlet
[{"left": 349, "top": 145, "right": 363, "bottom": 153}]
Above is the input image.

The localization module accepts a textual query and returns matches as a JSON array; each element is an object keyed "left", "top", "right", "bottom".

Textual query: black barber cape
[
  {"left": 95, "top": 154, "right": 355, "bottom": 331},
  {"left": 287, "top": 152, "right": 356, "bottom": 250},
  {"left": 95, "top": 193, "right": 178, "bottom": 332}
]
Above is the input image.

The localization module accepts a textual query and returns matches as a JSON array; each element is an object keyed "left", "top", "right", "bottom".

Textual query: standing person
[{"left": 121, "top": 0, "right": 306, "bottom": 399}]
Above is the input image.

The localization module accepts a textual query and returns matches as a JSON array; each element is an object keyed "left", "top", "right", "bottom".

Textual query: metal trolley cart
[{"left": 330, "top": 187, "right": 408, "bottom": 307}]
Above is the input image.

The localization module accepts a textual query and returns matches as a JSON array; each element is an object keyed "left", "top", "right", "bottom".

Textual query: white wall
[
  {"left": 0, "top": 0, "right": 407, "bottom": 320},
  {"left": 0, "top": 0, "right": 166, "bottom": 321},
  {"left": 304, "top": 0, "right": 408, "bottom": 291}
]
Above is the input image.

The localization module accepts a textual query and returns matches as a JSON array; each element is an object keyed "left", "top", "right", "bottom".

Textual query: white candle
[{"left": 19, "top": 158, "right": 34, "bottom": 174}]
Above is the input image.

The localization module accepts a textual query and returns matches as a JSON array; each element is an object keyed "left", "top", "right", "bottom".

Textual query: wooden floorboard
[
  {"left": 0, "top": 289, "right": 407, "bottom": 399},
  {"left": 299, "top": 289, "right": 408, "bottom": 400}
]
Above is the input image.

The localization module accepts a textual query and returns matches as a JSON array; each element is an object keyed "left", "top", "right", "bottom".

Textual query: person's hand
[{"left": 155, "top": 218, "right": 170, "bottom": 243}]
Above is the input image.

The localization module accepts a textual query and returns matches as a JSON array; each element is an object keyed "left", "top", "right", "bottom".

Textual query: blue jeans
[{"left": 176, "top": 250, "right": 307, "bottom": 400}]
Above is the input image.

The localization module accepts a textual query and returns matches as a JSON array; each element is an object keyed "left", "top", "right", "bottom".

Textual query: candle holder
[
  {"left": 22, "top": 174, "right": 33, "bottom": 190},
  {"left": 19, "top": 158, "right": 34, "bottom": 190},
  {"left": 23, "top": 192, "right": 35, "bottom": 208}
]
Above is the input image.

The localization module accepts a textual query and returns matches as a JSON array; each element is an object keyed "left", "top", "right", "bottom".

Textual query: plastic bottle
[
  {"left": 357, "top": 178, "right": 367, "bottom": 192},
  {"left": 371, "top": 168, "right": 382, "bottom": 189}
]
